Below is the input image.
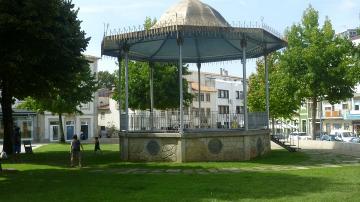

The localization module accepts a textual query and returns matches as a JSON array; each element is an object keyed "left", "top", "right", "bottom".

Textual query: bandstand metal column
[
  {"left": 264, "top": 52, "right": 270, "bottom": 129},
  {"left": 117, "top": 54, "right": 122, "bottom": 131},
  {"left": 197, "top": 62, "right": 201, "bottom": 128},
  {"left": 149, "top": 62, "right": 154, "bottom": 130},
  {"left": 178, "top": 35, "right": 184, "bottom": 133},
  {"left": 241, "top": 38, "right": 248, "bottom": 131},
  {"left": 124, "top": 48, "right": 129, "bottom": 131}
]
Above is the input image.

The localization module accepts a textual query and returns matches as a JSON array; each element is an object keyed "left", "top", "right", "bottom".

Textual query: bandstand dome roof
[
  {"left": 152, "top": 0, "right": 230, "bottom": 28},
  {"left": 101, "top": 0, "right": 287, "bottom": 63}
]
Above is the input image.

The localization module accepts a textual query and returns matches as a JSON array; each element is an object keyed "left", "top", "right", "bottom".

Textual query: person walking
[
  {"left": 94, "top": 137, "right": 102, "bottom": 154},
  {"left": 70, "top": 134, "right": 84, "bottom": 167},
  {"left": 13, "top": 126, "right": 21, "bottom": 162}
]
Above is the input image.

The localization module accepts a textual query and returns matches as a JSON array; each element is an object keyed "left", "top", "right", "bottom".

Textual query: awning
[{"left": 190, "top": 82, "right": 217, "bottom": 92}]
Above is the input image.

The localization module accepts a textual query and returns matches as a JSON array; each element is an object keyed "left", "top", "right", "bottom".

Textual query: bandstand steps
[{"left": 271, "top": 135, "right": 299, "bottom": 152}]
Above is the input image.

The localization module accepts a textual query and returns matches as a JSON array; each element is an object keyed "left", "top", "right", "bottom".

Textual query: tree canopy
[
  {"left": 279, "top": 6, "right": 359, "bottom": 138},
  {"left": 98, "top": 71, "right": 116, "bottom": 90},
  {"left": 112, "top": 62, "right": 193, "bottom": 111},
  {"left": 248, "top": 53, "right": 301, "bottom": 120},
  {"left": 0, "top": 0, "right": 90, "bottom": 152},
  {"left": 17, "top": 59, "right": 98, "bottom": 142}
]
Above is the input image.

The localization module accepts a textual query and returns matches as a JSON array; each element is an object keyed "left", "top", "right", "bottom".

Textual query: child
[
  {"left": 94, "top": 137, "right": 101, "bottom": 154},
  {"left": 70, "top": 134, "right": 84, "bottom": 167}
]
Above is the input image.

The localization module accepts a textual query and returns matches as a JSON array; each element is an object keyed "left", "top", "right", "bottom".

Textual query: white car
[
  {"left": 330, "top": 130, "right": 357, "bottom": 142},
  {"left": 289, "top": 132, "right": 312, "bottom": 140}
]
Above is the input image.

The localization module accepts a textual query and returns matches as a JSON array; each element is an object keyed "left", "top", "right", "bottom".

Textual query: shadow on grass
[
  {"left": 1, "top": 148, "right": 310, "bottom": 170},
  {"left": 0, "top": 168, "right": 332, "bottom": 202}
]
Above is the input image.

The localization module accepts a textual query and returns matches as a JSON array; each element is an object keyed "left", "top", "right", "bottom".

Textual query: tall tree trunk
[
  {"left": 311, "top": 97, "right": 317, "bottom": 140},
  {"left": 271, "top": 117, "right": 275, "bottom": 135},
  {"left": 59, "top": 114, "right": 65, "bottom": 143},
  {"left": 0, "top": 80, "right": 14, "bottom": 154}
]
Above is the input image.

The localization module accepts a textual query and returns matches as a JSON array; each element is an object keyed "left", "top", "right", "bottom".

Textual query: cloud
[
  {"left": 78, "top": 0, "right": 165, "bottom": 14},
  {"left": 339, "top": 0, "right": 357, "bottom": 11}
]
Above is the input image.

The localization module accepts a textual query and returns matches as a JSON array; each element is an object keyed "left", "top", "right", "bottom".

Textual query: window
[
  {"left": 325, "top": 107, "right": 331, "bottom": 111},
  {"left": 218, "top": 105, "right": 229, "bottom": 114},
  {"left": 236, "top": 106, "right": 241, "bottom": 114},
  {"left": 343, "top": 104, "right": 348, "bottom": 110},
  {"left": 344, "top": 123, "right": 350, "bottom": 130},
  {"left": 193, "top": 108, "right": 199, "bottom": 117},
  {"left": 206, "top": 93, "right": 210, "bottom": 102},
  {"left": 206, "top": 108, "right": 211, "bottom": 117},
  {"left": 355, "top": 105, "right": 359, "bottom": 111},
  {"left": 236, "top": 91, "right": 243, "bottom": 99},
  {"left": 236, "top": 106, "right": 244, "bottom": 114},
  {"left": 302, "top": 120, "right": 306, "bottom": 132},
  {"left": 184, "top": 107, "right": 189, "bottom": 115},
  {"left": 200, "top": 93, "right": 204, "bottom": 102},
  {"left": 100, "top": 112, "right": 105, "bottom": 120},
  {"left": 218, "top": 90, "right": 229, "bottom": 99},
  {"left": 333, "top": 123, "right": 342, "bottom": 130},
  {"left": 81, "top": 103, "right": 90, "bottom": 110},
  {"left": 193, "top": 95, "right": 198, "bottom": 101},
  {"left": 200, "top": 108, "right": 205, "bottom": 116}
]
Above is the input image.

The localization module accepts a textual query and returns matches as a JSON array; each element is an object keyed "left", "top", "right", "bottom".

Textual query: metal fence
[{"left": 122, "top": 111, "right": 268, "bottom": 132}]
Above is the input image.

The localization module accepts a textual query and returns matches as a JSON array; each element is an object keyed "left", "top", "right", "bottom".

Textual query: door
[
  {"left": 80, "top": 121, "right": 89, "bottom": 140},
  {"left": 49, "top": 121, "right": 60, "bottom": 141},
  {"left": 50, "top": 125, "right": 59, "bottom": 141},
  {"left": 66, "top": 121, "right": 75, "bottom": 141}
]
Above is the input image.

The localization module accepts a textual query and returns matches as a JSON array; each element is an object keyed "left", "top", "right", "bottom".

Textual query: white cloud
[
  {"left": 78, "top": 0, "right": 165, "bottom": 14},
  {"left": 339, "top": 0, "right": 357, "bottom": 11}
]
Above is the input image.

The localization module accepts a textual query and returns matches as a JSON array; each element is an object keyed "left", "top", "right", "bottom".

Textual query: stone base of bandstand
[{"left": 119, "top": 130, "right": 271, "bottom": 162}]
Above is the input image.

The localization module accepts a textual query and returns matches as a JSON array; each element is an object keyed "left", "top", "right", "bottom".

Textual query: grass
[{"left": 1, "top": 144, "right": 360, "bottom": 202}]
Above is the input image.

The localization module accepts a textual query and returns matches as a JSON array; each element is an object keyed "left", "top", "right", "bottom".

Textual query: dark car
[
  {"left": 350, "top": 137, "right": 360, "bottom": 143},
  {"left": 320, "top": 134, "right": 342, "bottom": 142}
]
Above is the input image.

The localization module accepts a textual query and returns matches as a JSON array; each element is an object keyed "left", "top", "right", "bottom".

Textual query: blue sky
[{"left": 72, "top": 0, "right": 360, "bottom": 77}]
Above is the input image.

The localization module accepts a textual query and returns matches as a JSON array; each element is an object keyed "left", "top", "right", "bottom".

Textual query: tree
[
  {"left": 112, "top": 62, "right": 193, "bottom": 110},
  {"left": 0, "top": 0, "right": 89, "bottom": 153},
  {"left": 17, "top": 61, "right": 98, "bottom": 143},
  {"left": 248, "top": 53, "right": 301, "bottom": 121},
  {"left": 280, "top": 6, "right": 358, "bottom": 139},
  {"left": 98, "top": 71, "right": 116, "bottom": 90}
]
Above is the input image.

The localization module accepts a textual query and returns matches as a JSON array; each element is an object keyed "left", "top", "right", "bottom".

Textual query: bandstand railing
[{"left": 121, "top": 111, "right": 268, "bottom": 132}]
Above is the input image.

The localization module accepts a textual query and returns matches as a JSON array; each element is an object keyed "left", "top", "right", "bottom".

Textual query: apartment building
[{"left": 183, "top": 69, "right": 245, "bottom": 128}]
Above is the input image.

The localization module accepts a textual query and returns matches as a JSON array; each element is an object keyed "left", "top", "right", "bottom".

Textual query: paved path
[
  {"left": 0, "top": 144, "right": 45, "bottom": 153},
  {"left": 88, "top": 149, "right": 360, "bottom": 174}
]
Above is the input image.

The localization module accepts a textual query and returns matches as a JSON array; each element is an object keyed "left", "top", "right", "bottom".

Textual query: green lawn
[{"left": 1, "top": 144, "right": 360, "bottom": 202}]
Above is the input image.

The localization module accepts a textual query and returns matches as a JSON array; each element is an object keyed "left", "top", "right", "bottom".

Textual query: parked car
[
  {"left": 330, "top": 130, "right": 358, "bottom": 142},
  {"left": 289, "top": 132, "right": 312, "bottom": 140},
  {"left": 350, "top": 137, "right": 360, "bottom": 143},
  {"left": 320, "top": 134, "right": 342, "bottom": 142}
]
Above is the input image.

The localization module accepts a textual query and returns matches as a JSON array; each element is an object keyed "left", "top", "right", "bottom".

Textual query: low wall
[
  {"left": 119, "top": 130, "right": 271, "bottom": 162},
  {"left": 298, "top": 140, "right": 360, "bottom": 157}
]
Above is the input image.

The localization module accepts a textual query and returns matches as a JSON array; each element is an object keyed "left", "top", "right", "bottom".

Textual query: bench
[{"left": 23, "top": 140, "right": 33, "bottom": 154}]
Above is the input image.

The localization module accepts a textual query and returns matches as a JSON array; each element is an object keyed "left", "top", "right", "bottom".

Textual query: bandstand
[{"left": 101, "top": 0, "right": 286, "bottom": 162}]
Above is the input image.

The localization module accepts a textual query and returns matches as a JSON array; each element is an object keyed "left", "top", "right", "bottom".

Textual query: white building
[{"left": 97, "top": 88, "right": 120, "bottom": 134}]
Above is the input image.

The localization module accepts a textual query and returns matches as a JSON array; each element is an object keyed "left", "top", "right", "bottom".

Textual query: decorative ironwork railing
[{"left": 120, "top": 111, "right": 268, "bottom": 132}]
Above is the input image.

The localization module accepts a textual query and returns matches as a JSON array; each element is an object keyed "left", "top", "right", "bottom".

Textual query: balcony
[{"left": 324, "top": 110, "right": 342, "bottom": 118}]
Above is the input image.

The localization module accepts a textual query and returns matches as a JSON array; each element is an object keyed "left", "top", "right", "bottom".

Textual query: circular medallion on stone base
[
  {"left": 147, "top": 140, "right": 160, "bottom": 156},
  {"left": 208, "top": 138, "right": 223, "bottom": 154},
  {"left": 257, "top": 137, "right": 264, "bottom": 155}
]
